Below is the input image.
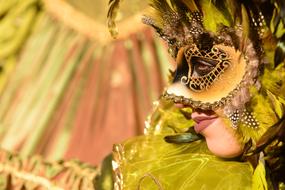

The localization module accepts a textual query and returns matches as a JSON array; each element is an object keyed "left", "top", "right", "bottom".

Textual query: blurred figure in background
[{"left": 0, "top": 0, "right": 171, "bottom": 189}]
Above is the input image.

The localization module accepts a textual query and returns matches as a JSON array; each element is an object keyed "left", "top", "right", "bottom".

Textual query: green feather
[
  {"left": 164, "top": 132, "right": 203, "bottom": 144},
  {"left": 240, "top": 4, "right": 250, "bottom": 52},
  {"left": 267, "top": 90, "right": 285, "bottom": 119},
  {"left": 252, "top": 161, "right": 268, "bottom": 190},
  {"left": 200, "top": 0, "right": 230, "bottom": 32}
]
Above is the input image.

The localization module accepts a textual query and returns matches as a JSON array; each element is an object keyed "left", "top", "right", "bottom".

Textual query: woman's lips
[
  {"left": 173, "top": 104, "right": 219, "bottom": 133},
  {"left": 191, "top": 112, "right": 218, "bottom": 133}
]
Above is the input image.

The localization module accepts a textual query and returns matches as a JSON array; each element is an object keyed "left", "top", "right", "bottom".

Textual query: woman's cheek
[{"left": 200, "top": 118, "right": 244, "bottom": 158}]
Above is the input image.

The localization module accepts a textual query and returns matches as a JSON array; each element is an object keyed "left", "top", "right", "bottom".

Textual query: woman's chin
[
  {"left": 200, "top": 118, "right": 243, "bottom": 158},
  {"left": 206, "top": 138, "right": 243, "bottom": 158}
]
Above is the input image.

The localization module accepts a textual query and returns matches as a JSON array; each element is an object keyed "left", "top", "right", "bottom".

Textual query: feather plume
[
  {"left": 212, "top": 0, "right": 234, "bottom": 25},
  {"left": 179, "top": 0, "right": 199, "bottom": 12},
  {"left": 200, "top": 0, "right": 230, "bottom": 32},
  {"left": 240, "top": 5, "right": 250, "bottom": 53},
  {"left": 274, "top": 34, "right": 285, "bottom": 67},
  {"left": 245, "top": 59, "right": 285, "bottom": 186},
  {"left": 277, "top": 0, "right": 285, "bottom": 26},
  {"left": 249, "top": 116, "right": 285, "bottom": 187}
]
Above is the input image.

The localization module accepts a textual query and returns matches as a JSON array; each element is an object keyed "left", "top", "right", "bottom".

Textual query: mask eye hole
[{"left": 191, "top": 57, "right": 218, "bottom": 77}]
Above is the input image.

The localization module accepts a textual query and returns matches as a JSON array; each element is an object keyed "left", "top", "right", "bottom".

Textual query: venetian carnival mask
[{"left": 141, "top": 1, "right": 266, "bottom": 130}]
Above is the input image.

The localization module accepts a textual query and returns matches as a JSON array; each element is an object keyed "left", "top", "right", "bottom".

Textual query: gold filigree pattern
[{"left": 181, "top": 46, "right": 231, "bottom": 91}]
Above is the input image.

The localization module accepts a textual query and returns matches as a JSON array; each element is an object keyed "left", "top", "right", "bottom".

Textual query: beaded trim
[{"left": 162, "top": 82, "right": 242, "bottom": 110}]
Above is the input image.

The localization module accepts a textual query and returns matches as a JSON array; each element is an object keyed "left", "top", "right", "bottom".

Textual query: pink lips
[
  {"left": 191, "top": 112, "right": 218, "bottom": 133},
  {"left": 174, "top": 103, "right": 219, "bottom": 133}
]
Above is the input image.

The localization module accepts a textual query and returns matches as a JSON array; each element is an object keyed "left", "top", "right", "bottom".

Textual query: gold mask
[{"left": 164, "top": 43, "right": 249, "bottom": 110}]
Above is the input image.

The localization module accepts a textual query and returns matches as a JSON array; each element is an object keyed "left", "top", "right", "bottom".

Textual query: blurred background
[{"left": 0, "top": 0, "right": 172, "bottom": 166}]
